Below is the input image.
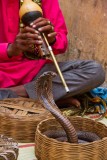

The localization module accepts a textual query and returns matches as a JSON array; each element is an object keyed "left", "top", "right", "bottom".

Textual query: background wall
[{"left": 58, "top": 0, "right": 107, "bottom": 80}]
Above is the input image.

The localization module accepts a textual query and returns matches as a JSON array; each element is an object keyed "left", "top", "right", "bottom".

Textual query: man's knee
[{"left": 91, "top": 61, "right": 105, "bottom": 84}]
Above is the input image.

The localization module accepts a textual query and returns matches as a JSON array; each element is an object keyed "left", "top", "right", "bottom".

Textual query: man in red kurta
[{"left": 0, "top": 0, "right": 105, "bottom": 106}]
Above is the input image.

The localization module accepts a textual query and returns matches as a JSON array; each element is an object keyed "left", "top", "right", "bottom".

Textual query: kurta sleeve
[
  {"left": 0, "top": 43, "right": 23, "bottom": 62},
  {"left": 0, "top": 43, "right": 10, "bottom": 61},
  {"left": 42, "top": 0, "right": 68, "bottom": 55}
]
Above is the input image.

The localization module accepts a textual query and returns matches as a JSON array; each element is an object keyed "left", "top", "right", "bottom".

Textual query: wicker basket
[
  {"left": 0, "top": 135, "right": 19, "bottom": 160},
  {"left": 0, "top": 98, "right": 51, "bottom": 143},
  {"left": 35, "top": 116, "right": 107, "bottom": 160}
]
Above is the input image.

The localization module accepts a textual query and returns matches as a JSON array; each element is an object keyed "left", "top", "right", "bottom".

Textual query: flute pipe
[
  {"left": 42, "top": 33, "right": 70, "bottom": 93},
  {"left": 0, "top": 144, "right": 16, "bottom": 147},
  {"left": 49, "top": 48, "right": 70, "bottom": 93}
]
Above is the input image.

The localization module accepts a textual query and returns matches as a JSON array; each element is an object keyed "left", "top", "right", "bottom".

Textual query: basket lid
[
  {"left": 0, "top": 135, "right": 18, "bottom": 160},
  {"left": 0, "top": 98, "right": 51, "bottom": 119}
]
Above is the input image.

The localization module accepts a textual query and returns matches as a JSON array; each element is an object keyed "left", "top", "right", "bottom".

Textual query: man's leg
[{"left": 24, "top": 60, "right": 105, "bottom": 101}]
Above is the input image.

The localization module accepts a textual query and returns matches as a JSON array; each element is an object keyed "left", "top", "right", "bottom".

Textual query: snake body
[
  {"left": 43, "top": 130, "right": 100, "bottom": 143},
  {"left": 35, "top": 71, "right": 100, "bottom": 143}
]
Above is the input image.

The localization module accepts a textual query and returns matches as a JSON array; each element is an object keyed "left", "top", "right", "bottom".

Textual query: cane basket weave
[
  {"left": 0, "top": 135, "right": 19, "bottom": 160},
  {"left": 0, "top": 98, "right": 51, "bottom": 143},
  {"left": 35, "top": 116, "right": 107, "bottom": 160}
]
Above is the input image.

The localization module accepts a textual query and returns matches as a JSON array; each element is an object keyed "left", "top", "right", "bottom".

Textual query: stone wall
[{"left": 58, "top": 0, "right": 107, "bottom": 78}]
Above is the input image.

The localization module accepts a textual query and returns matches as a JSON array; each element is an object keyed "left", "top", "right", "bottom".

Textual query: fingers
[
  {"left": 38, "top": 24, "right": 54, "bottom": 33},
  {"left": 18, "top": 32, "right": 41, "bottom": 41},
  {"left": 13, "top": 26, "right": 43, "bottom": 54},
  {"left": 15, "top": 18, "right": 56, "bottom": 54},
  {"left": 31, "top": 17, "right": 55, "bottom": 34},
  {"left": 51, "top": 25, "right": 54, "bottom": 32},
  {"left": 21, "top": 26, "right": 37, "bottom": 34},
  {"left": 14, "top": 39, "right": 37, "bottom": 53},
  {"left": 18, "top": 26, "right": 43, "bottom": 46},
  {"left": 15, "top": 36, "right": 43, "bottom": 53},
  {"left": 30, "top": 17, "right": 49, "bottom": 28},
  {"left": 47, "top": 31, "right": 57, "bottom": 38}
]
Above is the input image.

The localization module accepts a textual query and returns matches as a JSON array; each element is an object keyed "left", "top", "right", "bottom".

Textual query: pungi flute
[{"left": 19, "top": 0, "right": 69, "bottom": 92}]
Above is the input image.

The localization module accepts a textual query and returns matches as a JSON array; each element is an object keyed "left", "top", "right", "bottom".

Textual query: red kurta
[{"left": 0, "top": 0, "right": 68, "bottom": 87}]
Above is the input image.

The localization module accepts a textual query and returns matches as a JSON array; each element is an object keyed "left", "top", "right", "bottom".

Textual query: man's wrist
[
  {"left": 7, "top": 43, "right": 21, "bottom": 58},
  {"left": 7, "top": 43, "right": 14, "bottom": 58}
]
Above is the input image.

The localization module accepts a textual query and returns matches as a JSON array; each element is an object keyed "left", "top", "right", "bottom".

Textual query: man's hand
[
  {"left": 7, "top": 26, "right": 43, "bottom": 57},
  {"left": 30, "top": 17, "right": 57, "bottom": 44},
  {"left": 7, "top": 18, "right": 57, "bottom": 58}
]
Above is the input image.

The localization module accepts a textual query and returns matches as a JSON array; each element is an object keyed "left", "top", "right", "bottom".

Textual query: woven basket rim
[
  {"left": 35, "top": 117, "right": 107, "bottom": 160},
  {"left": 36, "top": 116, "right": 107, "bottom": 146}
]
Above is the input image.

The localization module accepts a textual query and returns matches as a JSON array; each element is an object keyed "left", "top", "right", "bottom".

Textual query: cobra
[{"left": 35, "top": 71, "right": 100, "bottom": 143}]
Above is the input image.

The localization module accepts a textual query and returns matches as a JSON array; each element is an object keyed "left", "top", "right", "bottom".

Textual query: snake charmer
[{"left": 0, "top": 0, "right": 105, "bottom": 107}]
